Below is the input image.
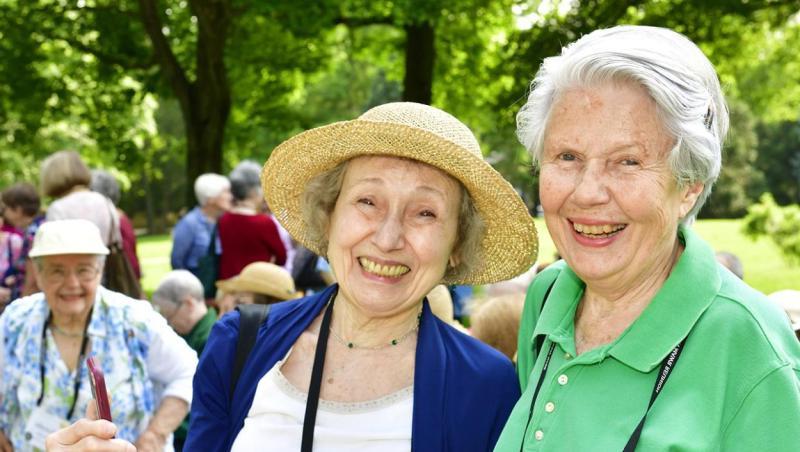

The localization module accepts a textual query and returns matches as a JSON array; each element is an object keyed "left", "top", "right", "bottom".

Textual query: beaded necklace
[{"left": 330, "top": 308, "right": 422, "bottom": 350}]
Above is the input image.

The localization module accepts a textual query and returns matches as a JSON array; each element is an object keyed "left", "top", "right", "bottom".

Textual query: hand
[
  {"left": 133, "top": 429, "right": 166, "bottom": 452},
  {"left": 0, "top": 428, "right": 13, "bottom": 452},
  {"left": 44, "top": 401, "right": 135, "bottom": 452},
  {"left": 0, "top": 287, "right": 11, "bottom": 305}
]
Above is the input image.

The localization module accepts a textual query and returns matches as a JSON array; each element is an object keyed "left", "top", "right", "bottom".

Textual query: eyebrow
[{"left": 350, "top": 177, "right": 450, "bottom": 200}]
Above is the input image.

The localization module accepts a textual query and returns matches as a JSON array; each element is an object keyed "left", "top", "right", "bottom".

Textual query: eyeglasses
[{"left": 41, "top": 264, "right": 101, "bottom": 284}]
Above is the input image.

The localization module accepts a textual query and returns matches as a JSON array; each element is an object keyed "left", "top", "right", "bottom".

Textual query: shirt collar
[
  {"left": 531, "top": 261, "right": 584, "bottom": 351},
  {"left": 609, "top": 225, "right": 720, "bottom": 372}
]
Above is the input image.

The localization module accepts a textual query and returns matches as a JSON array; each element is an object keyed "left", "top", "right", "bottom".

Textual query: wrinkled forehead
[{"left": 344, "top": 155, "right": 463, "bottom": 194}]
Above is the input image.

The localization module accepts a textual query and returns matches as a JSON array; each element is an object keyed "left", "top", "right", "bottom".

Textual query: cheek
[{"left": 539, "top": 169, "right": 570, "bottom": 211}]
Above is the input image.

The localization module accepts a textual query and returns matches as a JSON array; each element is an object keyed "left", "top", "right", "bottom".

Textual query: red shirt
[{"left": 217, "top": 212, "right": 287, "bottom": 279}]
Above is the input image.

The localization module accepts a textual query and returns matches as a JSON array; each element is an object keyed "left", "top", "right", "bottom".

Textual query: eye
[
  {"left": 419, "top": 209, "right": 437, "bottom": 218},
  {"left": 558, "top": 152, "right": 577, "bottom": 161},
  {"left": 357, "top": 197, "right": 375, "bottom": 206},
  {"left": 621, "top": 158, "right": 640, "bottom": 166}
]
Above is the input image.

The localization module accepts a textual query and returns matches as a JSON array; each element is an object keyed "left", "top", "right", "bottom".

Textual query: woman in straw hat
[
  {"left": 494, "top": 26, "right": 800, "bottom": 451},
  {"left": 214, "top": 261, "right": 300, "bottom": 316},
  {"left": 48, "top": 102, "right": 537, "bottom": 451}
]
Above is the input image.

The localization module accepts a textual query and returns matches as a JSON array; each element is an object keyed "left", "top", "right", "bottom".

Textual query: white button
[
  {"left": 564, "top": 352, "right": 572, "bottom": 359},
  {"left": 558, "top": 374, "right": 568, "bottom": 385},
  {"left": 545, "top": 402, "right": 555, "bottom": 413},
  {"left": 534, "top": 430, "right": 544, "bottom": 441}
]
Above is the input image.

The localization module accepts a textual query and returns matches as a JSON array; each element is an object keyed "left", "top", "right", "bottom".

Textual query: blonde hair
[
  {"left": 300, "top": 158, "right": 485, "bottom": 284},
  {"left": 470, "top": 293, "right": 525, "bottom": 361},
  {"left": 40, "top": 150, "right": 91, "bottom": 198}
]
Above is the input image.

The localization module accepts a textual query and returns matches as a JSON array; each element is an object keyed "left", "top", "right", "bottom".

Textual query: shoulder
[
  {"left": 696, "top": 269, "right": 800, "bottom": 372},
  {"left": 1, "top": 293, "right": 47, "bottom": 333},
  {"left": 98, "top": 288, "right": 160, "bottom": 329}
]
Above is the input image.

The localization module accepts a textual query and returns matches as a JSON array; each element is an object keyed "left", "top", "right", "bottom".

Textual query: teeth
[
  {"left": 573, "top": 223, "right": 626, "bottom": 236},
  {"left": 359, "top": 257, "right": 410, "bottom": 277}
]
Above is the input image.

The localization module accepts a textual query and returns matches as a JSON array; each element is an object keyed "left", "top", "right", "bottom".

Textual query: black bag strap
[
  {"left": 229, "top": 304, "right": 271, "bottom": 400},
  {"left": 207, "top": 224, "right": 218, "bottom": 255}
]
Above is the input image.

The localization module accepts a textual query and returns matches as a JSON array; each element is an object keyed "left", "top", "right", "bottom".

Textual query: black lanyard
[
  {"left": 519, "top": 337, "right": 686, "bottom": 452},
  {"left": 37, "top": 308, "right": 93, "bottom": 420},
  {"left": 301, "top": 293, "right": 336, "bottom": 452}
]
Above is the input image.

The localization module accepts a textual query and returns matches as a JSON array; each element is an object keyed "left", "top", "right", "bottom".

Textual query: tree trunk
[
  {"left": 403, "top": 22, "right": 435, "bottom": 104},
  {"left": 138, "top": 0, "right": 231, "bottom": 207}
]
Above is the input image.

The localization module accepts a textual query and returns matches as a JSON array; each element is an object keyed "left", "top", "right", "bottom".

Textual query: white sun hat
[{"left": 29, "top": 219, "right": 110, "bottom": 257}]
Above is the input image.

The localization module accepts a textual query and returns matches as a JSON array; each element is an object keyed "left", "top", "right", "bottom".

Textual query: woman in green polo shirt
[{"left": 495, "top": 25, "right": 800, "bottom": 451}]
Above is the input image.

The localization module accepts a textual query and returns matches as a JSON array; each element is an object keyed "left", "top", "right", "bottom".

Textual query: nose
[
  {"left": 63, "top": 269, "right": 82, "bottom": 287},
  {"left": 372, "top": 210, "right": 405, "bottom": 252},
  {"left": 570, "top": 160, "right": 611, "bottom": 207}
]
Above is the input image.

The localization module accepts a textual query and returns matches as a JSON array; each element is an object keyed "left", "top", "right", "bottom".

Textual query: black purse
[{"left": 196, "top": 226, "right": 219, "bottom": 299}]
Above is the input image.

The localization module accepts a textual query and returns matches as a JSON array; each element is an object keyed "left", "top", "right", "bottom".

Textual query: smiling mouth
[
  {"left": 358, "top": 257, "right": 410, "bottom": 278},
  {"left": 572, "top": 222, "right": 627, "bottom": 238}
]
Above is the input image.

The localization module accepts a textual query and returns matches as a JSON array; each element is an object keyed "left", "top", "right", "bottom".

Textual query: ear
[
  {"left": 448, "top": 254, "right": 460, "bottom": 269},
  {"left": 678, "top": 182, "right": 704, "bottom": 219}
]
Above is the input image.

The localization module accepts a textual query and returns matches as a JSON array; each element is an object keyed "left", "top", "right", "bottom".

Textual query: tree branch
[{"left": 136, "top": 0, "right": 193, "bottom": 105}]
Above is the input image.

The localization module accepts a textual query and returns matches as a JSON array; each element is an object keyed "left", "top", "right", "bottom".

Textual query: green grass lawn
[{"left": 137, "top": 218, "right": 799, "bottom": 296}]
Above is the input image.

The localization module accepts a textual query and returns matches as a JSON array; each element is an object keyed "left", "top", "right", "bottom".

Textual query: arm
[
  {"left": 721, "top": 365, "right": 800, "bottom": 450},
  {"left": 170, "top": 219, "right": 192, "bottom": 270},
  {"left": 262, "top": 217, "right": 287, "bottom": 266},
  {"left": 134, "top": 396, "right": 188, "bottom": 452},
  {"left": 184, "top": 315, "right": 241, "bottom": 451}
]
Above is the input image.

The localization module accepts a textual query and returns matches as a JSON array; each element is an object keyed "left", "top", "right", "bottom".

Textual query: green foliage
[
  {"left": 755, "top": 120, "right": 800, "bottom": 205},
  {"left": 743, "top": 193, "right": 800, "bottom": 264}
]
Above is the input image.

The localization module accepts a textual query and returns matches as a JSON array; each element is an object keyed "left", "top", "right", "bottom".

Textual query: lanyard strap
[
  {"left": 518, "top": 342, "right": 556, "bottom": 452},
  {"left": 38, "top": 308, "right": 93, "bottom": 420},
  {"left": 622, "top": 337, "right": 686, "bottom": 452},
  {"left": 301, "top": 293, "right": 336, "bottom": 452}
]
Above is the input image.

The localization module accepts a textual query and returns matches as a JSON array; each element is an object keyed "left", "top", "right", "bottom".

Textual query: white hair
[
  {"left": 193, "top": 173, "right": 230, "bottom": 206},
  {"left": 152, "top": 270, "right": 204, "bottom": 305},
  {"left": 517, "top": 25, "right": 729, "bottom": 222}
]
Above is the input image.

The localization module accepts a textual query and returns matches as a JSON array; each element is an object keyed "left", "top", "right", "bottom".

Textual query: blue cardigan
[{"left": 185, "top": 285, "right": 520, "bottom": 451}]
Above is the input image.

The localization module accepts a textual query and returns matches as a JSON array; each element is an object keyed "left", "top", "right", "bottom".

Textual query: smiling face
[
  {"left": 539, "top": 81, "right": 702, "bottom": 289},
  {"left": 326, "top": 156, "right": 461, "bottom": 318},
  {"left": 36, "top": 254, "right": 103, "bottom": 321}
]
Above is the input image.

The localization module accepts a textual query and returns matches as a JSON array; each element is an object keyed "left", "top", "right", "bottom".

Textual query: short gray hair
[
  {"left": 517, "top": 25, "right": 729, "bottom": 222},
  {"left": 229, "top": 160, "right": 262, "bottom": 202},
  {"left": 301, "top": 159, "right": 485, "bottom": 283},
  {"left": 152, "top": 270, "right": 204, "bottom": 305},
  {"left": 90, "top": 169, "right": 121, "bottom": 205},
  {"left": 193, "top": 173, "right": 230, "bottom": 206}
]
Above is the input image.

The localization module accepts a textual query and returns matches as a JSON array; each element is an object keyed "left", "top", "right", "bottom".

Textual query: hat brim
[
  {"left": 28, "top": 246, "right": 110, "bottom": 258},
  {"left": 215, "top": 275, "right": 296, "bottom": 301},
  {"left": 262, "top": 119, "right": 538, "bottom": 285}
]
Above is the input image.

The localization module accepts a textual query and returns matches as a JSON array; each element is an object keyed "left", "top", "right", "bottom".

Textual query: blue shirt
[
  {"left": 185, "top": 285, "right": 519, "bottom": 451},
  {"left": 170, "top": 207, "right": 216, "bottom": 274}
]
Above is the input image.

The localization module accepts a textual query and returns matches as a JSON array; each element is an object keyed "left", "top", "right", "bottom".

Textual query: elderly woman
[
  {"left": 0, "top": 219, "right": 198, "bottom": 452},
  {"left": 494, "top": 26, "right": 800, "bottom": 451},
  {"left": 182, "top": 102, "right": 538, "bottom": 451}
]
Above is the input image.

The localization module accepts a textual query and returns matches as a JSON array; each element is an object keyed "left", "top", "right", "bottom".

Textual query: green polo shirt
[
  {"left": 495, "top": 226, "right": 800, "bottom": 451},
  {"left": 175, "top": 307, "right": 217, "bottom": 442}
]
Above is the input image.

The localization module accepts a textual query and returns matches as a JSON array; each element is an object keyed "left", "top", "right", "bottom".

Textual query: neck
[
  {"left": 575, "top": 240, "right": 682, "bottom": 350},
  {"left": 51, "top": 310, "right": 91, "bottom": 336},
  {"left": 230, "top": 204, "right": 257, "bottom": 215},
  {"left": 200, "top": 204, "right": 220, "bottom": 221},
  {"left": 330, "top": 293, "right": 421, "bottom": 349},
  {"left": 187, "top": 304, "right": 208, "bottom": 332}
]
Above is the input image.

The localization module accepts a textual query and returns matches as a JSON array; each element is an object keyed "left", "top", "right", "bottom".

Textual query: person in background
[
  {"left": 290, "top": 245, "right": 336, "bottom": 295},
  {"left": 170, "top": 173, "right": 231, "bottom": 276},
  {"left": 1, "top": 182, "right": 44, "bottom": 298},
  {"left": 91, "top": 169, "right": 142, "bottom": 281},
  {"left": 151, "top": 270, "right": 217, "bottom": 452},
  {"left": 0, "top": 219, "right": 197, "bottom": 452},
  {"left": 214, "top": 261, "right": 299, "bottom": 317},
  {"left": 217, "top": 162, "right": 286, "bottom": 280},
  {"left": 469, "top": 293, "right": 525, "bottom": 362},
  {"left": 42, "top": 151, "right": 118, "bottom": 246},
  {"left": 0, "top": 202, "right": 23, "bottom": 313},
  {"left": 230, "top": 160, "right": 296, "bottom": 274},
  {"left": 769, "top": 290, "right": 800, "bottom": 341},
  {"left": 715, "top": 250, "right": 743, "bottom": 279},
  {"left": 495, "top": 26, "right": 800, "bottom": 451}
]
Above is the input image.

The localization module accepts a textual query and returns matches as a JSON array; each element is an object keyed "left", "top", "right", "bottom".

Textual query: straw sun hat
[
  {"left": 216, "top": 262, "right": 299, "bottom": 301},
  {"left": 262, "top": 102, "right": 537, "bottom": 285}
]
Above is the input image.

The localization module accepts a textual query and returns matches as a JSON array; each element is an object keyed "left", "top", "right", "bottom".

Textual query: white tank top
[{"left": 231, "top": 351, "right": 414, "bottom": 451}]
